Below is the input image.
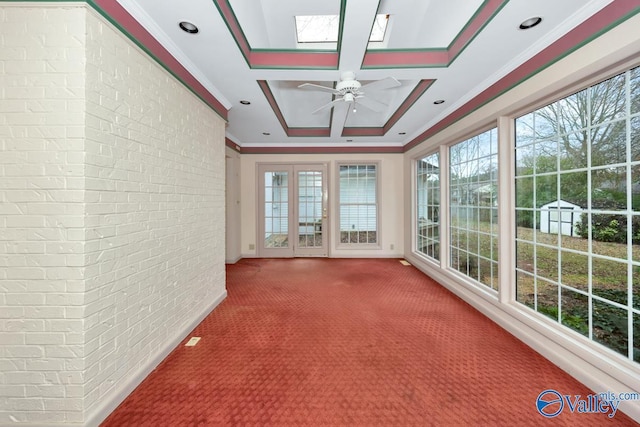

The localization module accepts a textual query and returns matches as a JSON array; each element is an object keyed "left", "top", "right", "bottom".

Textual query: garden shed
[{"left": 540, "top": 200, "right": 583, "bottom": 236}]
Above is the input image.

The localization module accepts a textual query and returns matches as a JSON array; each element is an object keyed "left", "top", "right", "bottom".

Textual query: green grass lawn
[
  {"left": 451, "top": 221, "right": 639, "bottom": 360},
  {"left": 515, "top": 226, "right": 640, "bottom": 306},
  {"left": 515, "top": 226, "right": 639, "bottom": 360}
]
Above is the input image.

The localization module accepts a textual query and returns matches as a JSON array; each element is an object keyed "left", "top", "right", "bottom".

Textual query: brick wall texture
[{"left": 0, "top": 5, "right": 227, "bottom": 424}]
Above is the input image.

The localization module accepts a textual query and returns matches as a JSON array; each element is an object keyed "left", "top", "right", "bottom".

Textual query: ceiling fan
[{"left": 298, "top": 71, "right": 401, "bottom": 114}]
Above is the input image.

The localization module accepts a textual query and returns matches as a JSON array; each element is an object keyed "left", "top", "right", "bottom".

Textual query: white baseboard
[
  {"left": 225, "top": 255, "right": 242, "bottom": 264},
  {"left": 83, "top": 289, "right": 228, "bottom": 427}
]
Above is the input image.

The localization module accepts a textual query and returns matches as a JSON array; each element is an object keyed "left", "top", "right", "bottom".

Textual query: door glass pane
[
  {"left": 298, "top": 171, "right": 323, "bottom": 248},
  {"left": 264, "top": 172, "right": 288, "bottom": 248}
]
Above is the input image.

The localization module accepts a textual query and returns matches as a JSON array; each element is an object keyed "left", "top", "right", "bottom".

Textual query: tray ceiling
[{"left": 102, "top": 0, "right": 637, "bottom": 151}]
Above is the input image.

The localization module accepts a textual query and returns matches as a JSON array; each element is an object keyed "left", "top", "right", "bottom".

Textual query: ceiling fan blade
[
  {"left": 354, "top": 95, "right": 387, "bottom": 113},
  {"left": 331, "top": 100, "right": 350, "bottom": 136},
  {"left": 360, "top": 76, "right": 401, "bottom": 92},
  {"left": 311, "top": 97, "right": 343, "bottom": 114},
  {"left": 298, "top": 83, "right": 339, "bottom": 94}
]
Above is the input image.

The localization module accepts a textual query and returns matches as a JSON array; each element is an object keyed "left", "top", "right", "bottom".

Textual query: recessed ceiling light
[
  {"left": 398, "top": 132, "right": 406, "bottom": 135},
  {"left": 179, "top": 21, "right": 199, "bottom": 34},
  {"left": 434, "top": 100, "right": 445, "bottom": 105},
  {"left": 262, "top": 132, "right": 270, "bottom": 136},
  {"left": 519, "top": 17, "right": 542, "bottom": 30},
  {"left": 239, "top": 100, "right": 251, "bottom": 105},
  {"left": 346, "top": 139, "right": 353, "bottom": 142}
]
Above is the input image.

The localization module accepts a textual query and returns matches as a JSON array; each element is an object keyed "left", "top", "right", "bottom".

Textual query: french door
[{"left": 258, "top": 163, "right": 328, "bottom": 257}]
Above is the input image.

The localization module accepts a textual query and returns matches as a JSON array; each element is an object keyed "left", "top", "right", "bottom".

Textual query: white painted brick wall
[
  {"left": 82, "top": 6, "right": 226, "bottom": 423},
  {"left": 1, "top": 4, "right": 226, "bottom": 425},
  {"left": 0, "top": 5, "right": 88, "bottom": 425}
]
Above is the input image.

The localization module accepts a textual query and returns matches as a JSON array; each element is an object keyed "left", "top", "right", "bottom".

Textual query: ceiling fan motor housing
[{"left": 336, "top": 77, "right": 362, "bottom": 96}]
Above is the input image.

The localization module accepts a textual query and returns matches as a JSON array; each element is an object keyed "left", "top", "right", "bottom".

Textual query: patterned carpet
[{"left": 102, "top": 258, "right": 638, "bottom": 426}]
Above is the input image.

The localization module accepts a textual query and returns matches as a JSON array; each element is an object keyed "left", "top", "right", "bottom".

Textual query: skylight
[
  {"left": 294, "top": 14, "right": 390, "bottom": 44},
  {"left": 369, "top": 14, "right": 389, "bottom": 42},
  {"left": 295, "top": 15, "right": 339, "bottom": 43}
]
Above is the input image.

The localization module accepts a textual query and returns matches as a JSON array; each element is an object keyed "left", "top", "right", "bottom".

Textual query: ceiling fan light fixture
[
  {"left": 299, "top": 71, "right": 400, "bottom": 116},
  {"left": 179, "top": 21, "right": 199, "bottom": 34},
  {"left": 519, "top": 17, "right": 542, "bottom": 30}
]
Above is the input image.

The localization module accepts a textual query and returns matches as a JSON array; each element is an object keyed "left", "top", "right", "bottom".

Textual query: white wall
[
  {"left": 403, "top": 13, "right": 640, "bottom": 422},
  {"left": 226, "top": 146, "right": 242, "bottom": 263},
  {"left": 0, "top": 5, "right": 227, "bottom": 425},
  {"left": 240, "top": 153, "right": 404, "bottom": 258}
]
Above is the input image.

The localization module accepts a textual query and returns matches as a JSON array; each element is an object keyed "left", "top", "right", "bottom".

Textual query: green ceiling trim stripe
[
  {"left": 362, "top": 0, "right": 508, "bottom": 69},
  {"left": 239, "top": 145, "right": 403, "bottom": 155},
  {"left": 85, "top": 0, "right": 228, "bottom": 120},
  {"left": 383, "top": 79, "right": 434, "bottom": 133},
  {"left": 257, "top": 80, "right": 290, "bottom": 134},
  {"left": 212, "top": 0, "right": 341, "bottom": 70},
  {"left": 341, "top": 79, "right": 434, "bottom": 137},
  {"left": 211, "top": 0, "right": 252, "bottom": 67},
  {"left": 447, "top": 0, "right": 509, "bottom": 65},
  {"left": 258, "top": 81, "right": 332, "bottom": 137},
  {"left": 403, "top": 4, "right": 640, "bottom": 153},
  {"left": 1, "top": 0, "right": 229, "bottom": 119}
]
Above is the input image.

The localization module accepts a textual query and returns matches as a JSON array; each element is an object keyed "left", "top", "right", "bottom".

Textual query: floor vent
[{"left": 185, "top": 337, "right": 201, "bottom": 346}]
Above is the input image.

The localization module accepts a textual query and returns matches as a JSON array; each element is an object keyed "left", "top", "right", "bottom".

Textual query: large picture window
[
  {"left": 338, "top": 164, "right": 379, "bottom": 245},
  {"left": 515, "top": 66, "right": 640, "bottom": 362},
  {"left": 449, "top": 129, "right": 499, "bottom": 290},
  {"left": 417, "top": 152, "right": 440, "bottom": 260}
]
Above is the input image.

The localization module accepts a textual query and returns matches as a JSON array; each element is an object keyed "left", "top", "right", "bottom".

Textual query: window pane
[
  {"left": 593, "top": 299, "right": 628, "bottom": 358},
  {"left": 535, "top": 140, "right": 557, "bottom": 173},
  {"left": 450, "top": 128, "right": 498, "bottom": 290},
  {"left": 631, "top": 116, "right": 640, "bottom": 162},
  {"left": 417, "top": 153, "right": 440, "bottom": 261},
  {"left": 560, "top": 171, "right": 587, "bottom": 204},
  {"left": 369, "top": 14, "right": 389, "bottom": 42},
  {"left": 560, "top": 287, "right": 588, "bottom": 337},
  {"left": 591, "top": 120, "right": 626, "bottom": 167},
  {"left": 592, "top": 167, "right": 626, "bottom": 211},
  {"left": 339, "top": 164, "right": 378, "bottom": 245},
  {"left": 590, "top": 74, "right": 626, "bottom": 125},
  {"left": 515, "top": 66, "right": 637, "bottom": 363},
  {"left": 631, "top": 66, "right": 640, "bottom": 114},
  {"left": 515, "top": 113, "right": 535, "bottom": 146},
  {"left": 516, "top": 271, "right": 535, "bottom": 309},
  {"left": 537, "top": 280, "right": 558, "bottom": 321},
  {"left": 264, "top": 172, "right": 289, "bottom": 248},
  {"left": 560, "top": 251, "right": 588, "bottom": 292},
  {"left": 560, "top": 133, "right": 587, "bottom": 170},
  {"left": 592, "top": 257, "right": 627, "bottom": 305},
  {"left": 295, "top": 15, "right": 339, "bottom": 43}
]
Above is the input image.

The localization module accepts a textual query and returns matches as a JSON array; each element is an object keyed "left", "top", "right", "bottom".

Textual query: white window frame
[
  {"left": 336, "top": 161, "right": 381, "bottom": 249},
  {"left": 415, "top": 151, "right": 441, "bottom": 263},
  {"left": 448, "top": 127, "right": 500, "bottom": 293}
]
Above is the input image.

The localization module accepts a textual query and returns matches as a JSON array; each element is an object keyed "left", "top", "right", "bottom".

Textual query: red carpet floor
[{"left": 102, "top": 258, "right": 638, "bottom": 426}]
